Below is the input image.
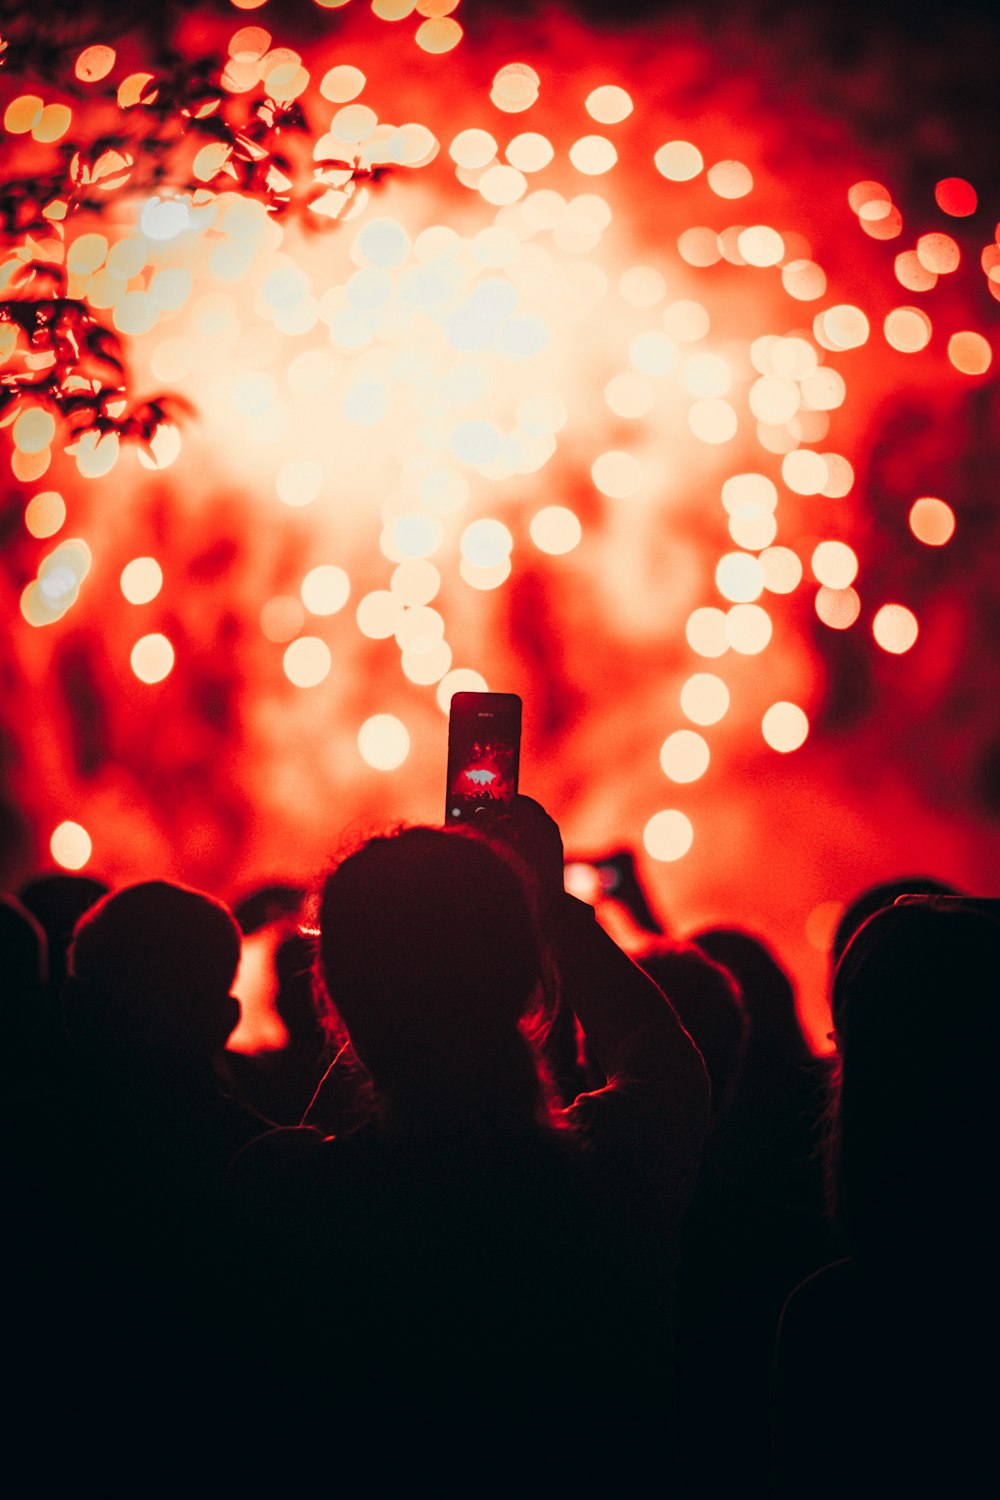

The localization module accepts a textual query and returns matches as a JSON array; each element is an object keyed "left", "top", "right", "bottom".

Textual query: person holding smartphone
[{"left": 224, "top": 794, "right": 710, "bottom": 1485}]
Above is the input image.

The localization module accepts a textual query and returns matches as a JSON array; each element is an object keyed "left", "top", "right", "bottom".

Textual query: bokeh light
[
  {"left": 460, "top": 519, "right": 513, "bottom": 566},
  {"left": 686, "top": 607, "right": 729, "bottom": 658},
  {"left": 24, "top": 492, "right": 66, "bottom": 539},
  {"left": 358, "top": 713, "right": 410, "bottom": 769},
  {"left": 916, "top": 234, "right": 960, "bottom": 275},
  {"left": 50, "top": 820, "right": 93, "bottom": 871},
  {"left": 131, "top": 634, "right": 175, "bottom": 684},
  {"left": 75, "top": 46, "right": 116, "bottom": 83},
  {"left": 391, "top": 559, "right": 441, "bottom": 604},
  {"left": 437, "top": 669, "right": 488, "bottom": 712},
  {"left": 301, "top": 566, "right": 351, "bottom": 615},
  {"left": 395, "top": 605, "right": 445, "bottom": 653},
  {"left": 707, "top": 160, "right": 753, "bottom": 198},
  {"left": 815, "top": 305, "right": 869, "bottom": 350},
  {"left": 569, "top": 136, "right": 617, "bottom": 175},
  {"left": 678, "top": 227, "right": 722, "bottom": 268},
  {"left": 762, "top": 702, "right": 809, "bottom": 753},
  {"left": 689, "top": 399, "right": 738, "bottom": 444},
  {"left": 934, "top": 177, "right": 977, "bottom": 216},
  {"left": 947, "top": 331, "right": 992, "bottom": 375},
  {"left": 654, "top": 141, "right": 703, "bottom": 181},
  {"left": 13, "top": 408, "right": 56, "bottom": 455},
  {"left": 4, "top": 94, "right": 44, "bottom": 134},
  {"left": 22, "top": 539, "right": 92, "bottom": 626},
  {"left": 894, "top": 251, "right": 936, "bottom": 293},
  {"left": 643, "top": 809, "right": 695, "bottom": 862},
  {"left": 738, "top": 226, "right": 784, "bottom": 266},
  {"left": 283, "top": 637, "right": 333, "bottom": 687},
  {"left": 805, "top": 899, "right": 845, "bottom": 953},
  {"left": 120, "top": 558, "right": 164, "bottom": 605},
  {"left": 815, "top": 587, "right": 861, "bottom": 630},
  {"left": 884, "top": 306, "right": 932, "bottom": 353},
  {"left": 276, "top": 459, "right": 324, "bottom": 508},
  {"left": 592, "top": 450, "right": 643, "bottom": 498},
  {"left": 811, "top": 542, "right": 858, "bottom": 590},
  {"left": 728, "top": 505, "right": 777, "bottom": 551},
  {"left": 909, "top": 497, "right": 956, "bottom": 546},
  {"left": 2, "top": 0, "right": 998, "bottom": 1053},
  {"left": 726, "top": 603, "right": 772, "bottom": 654},
  {"left": 586, "top": 85, "right": 633, "bottom": 124},
  {"left": 529, "top": 506, "right": 582, "bottom": 554},
  {"left": 872, "top": 604, "right": 919, "bottom": 654},
  {"left": 680, "top": 674, "right": 730, "bottom": 725},
  {"left": 356, "top": 591, "right": 402, "bottom": 639},
  {"left": 260, "top": 596, "right": 306, "bottom": 643},
  {"left": 660, "top": 730, "right": 710, "bottom": 783},
  {"left": 716, "top": 553, "right": 765, "bottom": 603},
  {"left": 782, "top": 450, "right": 829, "bottom": 496},
  {"left": 782, "top": 260, "right": 826, "bottom": 300}
]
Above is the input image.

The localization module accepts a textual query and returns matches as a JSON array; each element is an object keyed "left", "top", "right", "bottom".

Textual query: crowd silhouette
[{"left": 2, "top": 796, "right": 995, "bottom": 1492}]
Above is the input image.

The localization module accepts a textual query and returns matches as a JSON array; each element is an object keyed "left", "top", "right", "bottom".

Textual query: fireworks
[{"left": 1, "top": 1, "right": 997, "bottom": 1043}]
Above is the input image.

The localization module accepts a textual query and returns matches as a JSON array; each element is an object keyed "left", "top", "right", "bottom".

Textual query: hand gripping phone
[
  {"left": 444, "top": 691, "right": 522, "bottom": 823},
  {"left": 562, "top": 850, "right": 665, "bottom": 935}
]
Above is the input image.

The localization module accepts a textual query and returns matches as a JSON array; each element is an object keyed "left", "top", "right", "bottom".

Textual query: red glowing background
[{"left": 2, "top": 0, "right": 998, "bottom": 1046}]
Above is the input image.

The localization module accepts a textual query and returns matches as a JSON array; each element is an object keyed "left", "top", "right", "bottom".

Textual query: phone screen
[{"left": 445, "top": 691, "right": 522, "bottom": 823}]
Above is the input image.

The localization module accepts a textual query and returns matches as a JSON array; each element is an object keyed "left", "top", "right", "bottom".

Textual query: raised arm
[{"left": 490, "top": 796, "right": 710, "bottom": 1125}]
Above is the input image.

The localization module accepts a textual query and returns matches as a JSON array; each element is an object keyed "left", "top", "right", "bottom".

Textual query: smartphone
[{"left": 445, "top": 691, "right": 521, "bottom": 823}]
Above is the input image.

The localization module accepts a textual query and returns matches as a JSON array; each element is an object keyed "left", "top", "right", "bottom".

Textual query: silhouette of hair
[
  {"left": 1, "top": 893, "right": 47, "bottom": 996},
  {"left": 17, "top": 872, "right": 109, "bottom": 997},
  {"left": 317, "top": 826, "right": 545, "bottom": 1108},
  {"left": 640, "top": 940, "right": 744, "bottom": 1113},
  {"left": 233, "top": 883, "right": 306, "bottom": 936},
  {"left": 66, "top": 880, "right": 241, "bottom": 1055},
  {"left": 1, "top": 894, "right": 51, "bottom": 1066},
  {"left": 691, "top": 925, "right": 809, "bottom": 1069},
  {"left": 829, "top": 876, "right": 961, "bottom": 1026},
  {"left": 829, "top": 899, "right": 1000, "bottom": 1266}
]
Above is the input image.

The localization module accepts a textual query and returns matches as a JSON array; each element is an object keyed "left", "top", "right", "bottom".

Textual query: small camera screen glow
[{"left": 448, "top": 736, "right": 517, "bottom": 818}]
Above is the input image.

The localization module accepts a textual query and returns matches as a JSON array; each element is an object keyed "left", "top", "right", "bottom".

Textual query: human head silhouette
[
  {"left": 640, "top": 940, "right": 744, "bottom": 1114},
  {"left": 317, "top": 826, "right": 542, "bottom": 1098},
  {"left": 831, "top": 897, "right": 1000, "bottom": 1261},
  {"left": 18, "top": 872, "right": 109, "bottom": 998},
  {"left": 829, "top": 876, "right": 961, "bottom": 1029},
  {"left": 1, "top": 894, "right": 47, "bottom": 999},
  {"left": 66, "top": 880, "right": 242, "bottom": 1056},
  {"left": 1, "top": 895, "right": 50, "bottom": 1061},
  {"left": 692, "top": 925, "right": 807, "bottom": 1068}
]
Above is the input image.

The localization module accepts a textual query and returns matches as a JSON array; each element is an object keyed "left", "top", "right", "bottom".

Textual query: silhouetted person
[
  {"left": 14, "top": 871, "right": 107, "bottom": 1064},
  {"left": 828, "top": 874, "right": 962, "bottom": 1029},
  {"left": 0, "top": 894, "right": 63, "bottom": 1440},
  {"left": 773, "top": 898, "right": 1000, "bottom": 1497},
  {"left": 8, "top": 880, "right": 271, "bottom": 1477},
  {"left": 226, "top": 797, "right": 709, "bottom": 1485},
  {"left": 691, "top": 925, "right": 831, "bottom": 1222},
  {"left": 0, "top": 892, "right": 47, "bottom": 996},
  {"left": 58, "top": 878, "right": 271, "bottom": 1225},
  {"left": 674, "top": 926, "right": 838, "bottom": 1500},
  {"left": 17, "top": 870, "right": 108, "bottom": 1002},
  {"left": 0, "top": 894, "right": 48, "bottom": 1096},
  {"left": 640, "top": 939, "right": 745, "bottom": 1117}
]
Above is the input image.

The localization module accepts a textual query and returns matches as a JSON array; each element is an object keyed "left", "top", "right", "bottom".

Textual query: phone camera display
[
  {"left": 448, "top": 736, "right": 518, "bottom": 818},
  {"left": 445, "top": 693, "right": 521, "bottom": 824}
]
